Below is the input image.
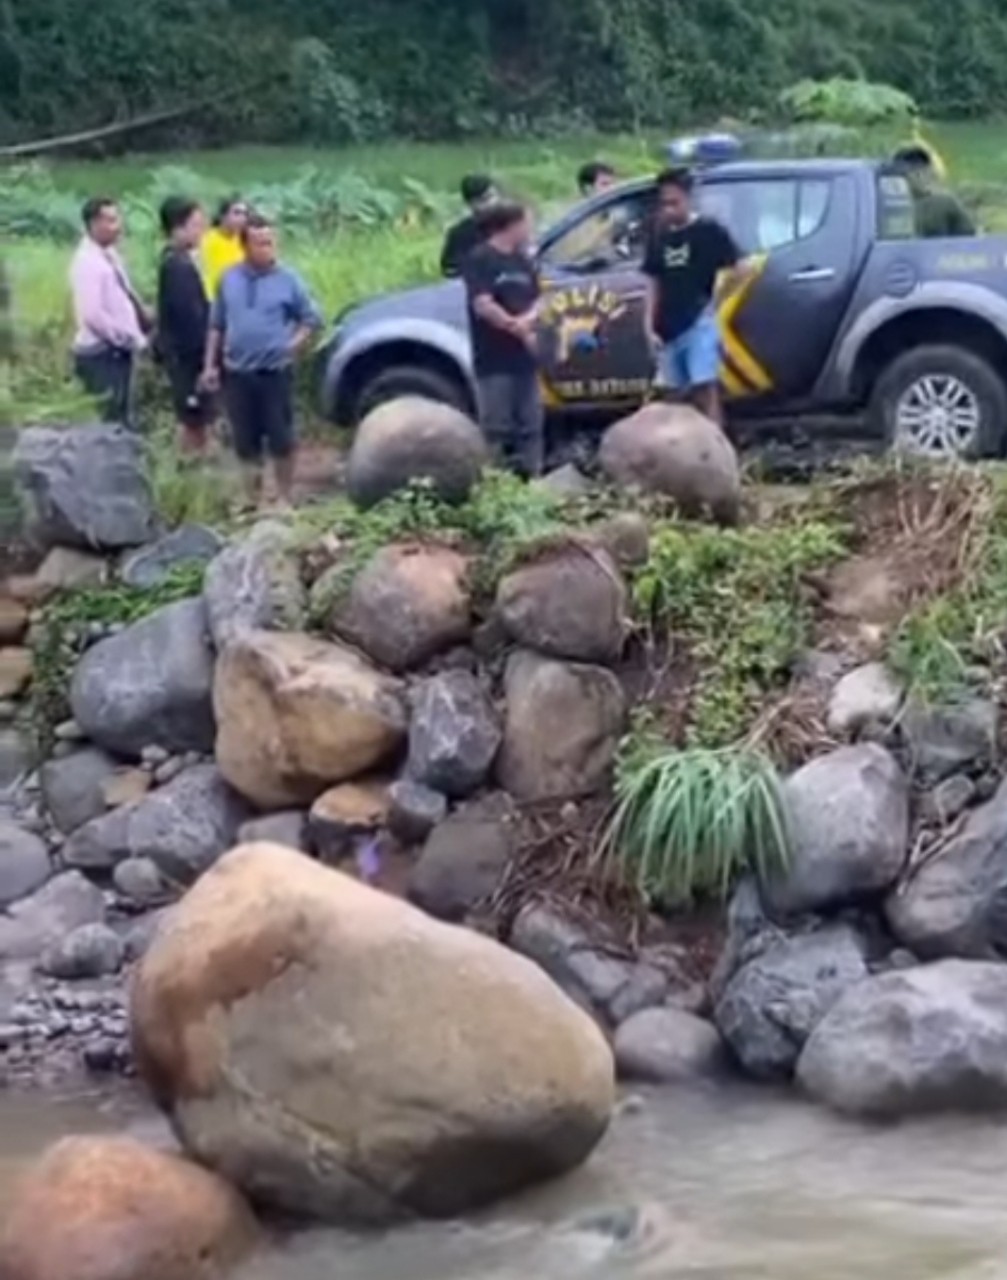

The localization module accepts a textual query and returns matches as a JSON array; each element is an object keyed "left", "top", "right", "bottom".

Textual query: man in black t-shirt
[
  {"left": 643, "top": 166, "right": 749, "bottom": 426},
  {"left": 440, "top": 174, "right": 497, "bottom": 278},
  {"left": 463, "top": 200, "right": 543, "bottom": 477}
]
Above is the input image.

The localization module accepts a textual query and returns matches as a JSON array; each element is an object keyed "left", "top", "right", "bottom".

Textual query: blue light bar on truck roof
[{"left": 665, "top": 133, "right": 745, "bottom": 167}]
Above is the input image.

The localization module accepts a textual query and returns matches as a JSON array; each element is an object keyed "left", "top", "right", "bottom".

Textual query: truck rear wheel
[
  {"left": 870, "top": 345, "right": 1007, "bottom": 460},
  {"left": 352, "top": 363, "right": 471, "bottom": 424}
]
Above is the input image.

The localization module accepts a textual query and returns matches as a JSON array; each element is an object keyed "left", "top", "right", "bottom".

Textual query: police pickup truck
[{"left": 319, "top": 156, "right": 1007, "bottom": 460}]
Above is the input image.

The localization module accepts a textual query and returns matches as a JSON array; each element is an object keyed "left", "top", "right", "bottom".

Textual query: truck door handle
[{"left": 789, "top": 267, "right": 836, "bottom": 283}]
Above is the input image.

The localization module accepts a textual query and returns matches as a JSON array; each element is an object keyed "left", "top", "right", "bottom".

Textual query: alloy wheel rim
[{"left": 894, "top": 374, "right": 981, "bottom": 458}]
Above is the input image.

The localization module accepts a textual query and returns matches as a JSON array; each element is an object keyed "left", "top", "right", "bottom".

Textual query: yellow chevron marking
[
  {"left": 718, "top": 256, "right": 773, "bottom": 393},
  {"left": 720, "top": 363, "right": 748, "bottom": 398}
]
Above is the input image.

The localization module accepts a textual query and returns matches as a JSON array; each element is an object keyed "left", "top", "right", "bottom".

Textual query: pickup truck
[{"left": 319, "top": 157, "right": 1007, "bottom": 460}]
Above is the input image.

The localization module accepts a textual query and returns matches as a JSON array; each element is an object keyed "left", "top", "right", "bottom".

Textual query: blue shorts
[{"left": 657, "top": 311, "right": 721, "bottom": 391}]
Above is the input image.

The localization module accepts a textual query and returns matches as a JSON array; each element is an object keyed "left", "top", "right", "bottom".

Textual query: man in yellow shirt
[{"left": 201, "top": 196, "right": 249, "bottom": 299}]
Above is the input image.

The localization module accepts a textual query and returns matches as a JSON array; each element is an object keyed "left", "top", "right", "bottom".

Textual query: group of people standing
[{"left": 69, "top": 193, "right": 321, "bottom": 509}]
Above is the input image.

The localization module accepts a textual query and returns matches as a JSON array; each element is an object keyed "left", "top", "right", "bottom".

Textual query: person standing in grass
[
  {"left": 157, "top": 197, "right": 213, "bottom": 457},
  {"left": 201, "top": 215, "right": 322, "bottom": 511},
  {"left": 69, "top": 197, "right": 151, "bottom": 429},
  {"left": 463, "top": 200, "right": 543, "bottom": 478},
  {"left": 201, "top": 196, "right": 249, "bottom": 300},
  {"left": 440, "top": 174, "right": 497, "bottom": 278}
]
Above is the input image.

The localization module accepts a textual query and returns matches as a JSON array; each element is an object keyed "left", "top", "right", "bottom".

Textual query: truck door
[{"left": 701, "top": 173, "right": 860, "bottom": 403}]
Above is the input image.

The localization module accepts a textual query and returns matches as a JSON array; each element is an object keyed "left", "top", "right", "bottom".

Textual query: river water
[{"left": 3, "top": 1084, "right": 1007, "bottom": 1280}]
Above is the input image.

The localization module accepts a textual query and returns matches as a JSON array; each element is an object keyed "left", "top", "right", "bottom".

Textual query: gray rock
[
  {"left": 41, "top": 923, "right": 124, "bottom": 980},
  {"left": 921, "top": 774, "right": 976, "bottom": 826},
  {"left": 826, "top": 662, "right": 903, "bottom": 737},
  {"left": 238, "top": 811, "right": 309, "bottom": 852},
  {"left": 714, "top": 924, "right": 869, "bottom": 1081},
  {"left": 591, "top": 512, "right": 651, "bottom": 570},
  {"left": 0, "top": 822, "right": 50, "bottom": 907},
  {"left": 495, "top": 548, "right": 627, "bottom": 665},
  {"left": 887, "top": 778, "right": 1007, "bottom": 959},
  {"left": 70, "top": 598, "right": 216, "bottom": 759},
  {"left": 708, "top": 878, "right": 784, "bottom": 1005},
  {"left": 798, "top": 960, "right": 1007, "bottom": 1117},
  {"left": 63, "top": 765, "right": 249, "bottom": 882},
  {"left": 153, "top": 756, "right": 187, "bottom": 787},
  {"left": 0, "top": 728, "right": 33, "bottom": 793},
  {"left": 119, "top": 524, "right": 223, "bottom": 589},
  {"left": 13, "top": 424, "right": 155, "bottom": 550},
  {"left": 408, "top": 796, "right": 515, "bottom": 922},
  {"left": 614, "top": 1008, "right": 726, "bottom": 1083},
  {"left": 539, "top": 463, "right": 592, "bottom": 498},
  {"left": 124, "top": 908, "right": 173, "bottom": 963},
  {"left": 407, "top": 671, "right": 501, "bottom": 799},
  {"left": 498, "top": 651, "right": 625, "bottom": 802},
  {"left": 387, "top": 780, "right": 448, "bottom": 846},
  {"left": 112, "top": 857, "right": 170, "bottom": 906},
  {"left": 901, "top": 698, "right": 998, "bottom": 784},
  {"left": 203, "top": 523, "right": 306, "bottom": 651},
  {"left": 766, "top": 745, "right": 909, "bottom": 918},
  {"left": 0, "top": 872, "right": 105, "bottom": 961},
  {"left": 40, "top": 746, "right": 119, "bottom": 834}
]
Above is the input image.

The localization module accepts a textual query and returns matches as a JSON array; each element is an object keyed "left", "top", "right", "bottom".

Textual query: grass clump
[{"left": 599, "top": 744, "right": 791, "bottom": 906}]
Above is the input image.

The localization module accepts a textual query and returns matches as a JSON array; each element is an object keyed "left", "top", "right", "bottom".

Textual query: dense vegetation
[{"left": 5, "top": 0, "right": 1007, "bottom": 147}]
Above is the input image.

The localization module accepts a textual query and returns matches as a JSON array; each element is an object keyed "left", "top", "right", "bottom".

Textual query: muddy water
[{"left": 3, "top": 1085, "right": 1007, "bottom": 1279}]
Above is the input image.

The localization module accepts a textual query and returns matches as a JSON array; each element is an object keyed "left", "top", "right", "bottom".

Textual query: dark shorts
[
  {"left": 224, "top": 368, "right": 295, "bottom": 462},
  {"left": 74, "top": 347, "right": 135, "bottom": 429},
  {"left": 166, "top": 353, "right": 215, "bottom": 430}
]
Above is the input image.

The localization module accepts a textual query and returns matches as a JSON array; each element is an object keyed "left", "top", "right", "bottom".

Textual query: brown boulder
[
  {"left": 214, "top": 631, "right": 407, "bottom": 809},
  {"left": 599, "top": 403, "right": 741, "bottom": 524},
  {"left": 0, "top": 647, "right": 32, "bottom": 697},
  {"left": 498, "top": 651, "right": 625, "bottom": 801},
  {"left": 0, "top": 598, "right": 28, "bottom": 644},
  {"left": 331, "top": 543, "right": 471, "bottom": 672},
  {"left": 308, "top": 777, "right": 391, "bottom": 861},
  {"left": 0, "top": 1135, "right": 258, "bottom": 1280},
  {"left": 495, "top": 546, "right": 627, "bottom": 664},
  {"left": 132, "top": 844, "right": 614, "bottom": 1223}
]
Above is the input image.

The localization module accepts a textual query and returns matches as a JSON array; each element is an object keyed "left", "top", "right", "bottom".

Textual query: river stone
[
  {"left": 330, "top": 544, "right": 472, "bottom": 673},
  {"left": 120, "top": 524, "right": 223, "bottom": 589},
  {"left": 132, "top": 843, "right": 614, "bottom": 1223},
  {"left": 41, "top": 922, "right": 124, "bottom": 979},
  {"left": 0, "top": 1135, "right": 259, "bottom": 1280},
  {"left": 901, "top": 697, "right": 998, "bottom": 784},
  {"left": 13, "top": 424, "right": 156, "bottom": 550},
  {"left": 40, "top": 747, "right": 119, "bottom": 834},
  {"left": 214, "top": 630, "right": 407, "bottom": 810},
  {"left": 63, "top": 765, "right": 249, "bottom": 882},
  {"left": 713, "top": 924, "right": 869, "bottom": 1081},
  {"left": 237, "top": 810, "right": 309, "bottom": 852},
  {"left": 765, "top": 744, "right": 909, "bottom": 918},
  {"left": 826, "top": 662, "right": 903, "bottom": 737},
  {"left": 34, "top": 546, "right": 110, "bottom": 596},
  {"left": 798, "top": 961, "right": 1007, "bottom": 1117},
  {"left": 598, "top": 403, "right": 741, "bottom": 525},
  {"left": 498, "top": 652, "right": 624, "bottom": 801},
  {"left": 0, "top": 728, "right": 32, "bottom": 793},
  {"left": 308, "top": 779, "right": 390, "bottom": 863},
  {"left": 614, "top": 1008, "right": 726, "bottom": 1083},
  {"left": 592, "top": 512, "right": 651, "bottom": 570},
  {"left": 70, "top": 598, "right": 216, "bottom": 759},
  {"left": 408, "top": 794, "right": 515, "bottom": 922},
  {"left": 0, "top": 822, "right": 50, "bottom": 907},
  {"left": 113, "top": 856, "right": 171, "bottom": 906},
  {"left": 887, "top": 778, "right": 1007, "bottom": 959},
  {"left": 495, "top": 547, "right": 627, "bottom": 664},
  {"left": 387, "top": 780, "right": 447, "bottom": 846},
  {"left": 921, "top": 773, "right": 976, "bottom": 825},
  {"left": 0, "top": 647, "right": 32, "bottom": 699},
  {"left": 407, "top": 670, "right": 501, "bottom": 798},
  {"left": 347, "top": 397, "right": 490, "bottom": 509},
  {"left": 0, "top": 871, "right": 105, "bottom": 962},
  {"left": 203, "top": 522, "right": 306, "bottom": 652},
  {"left": 0, "top": 597, "right": 27, "bottom": 644},
  {"left": 539, "top": 462, "right": 591, "bottom": 497}
]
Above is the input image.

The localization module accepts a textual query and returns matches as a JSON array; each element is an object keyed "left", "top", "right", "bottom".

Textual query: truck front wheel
[
  {"left": 870, "top": 345, "right": 1007, "bottom": 460},
  {"left": 351, "top": 363, "right": 472, "bottom": 425}
]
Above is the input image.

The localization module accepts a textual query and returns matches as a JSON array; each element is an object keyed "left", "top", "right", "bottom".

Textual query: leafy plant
[
  {"left": 599, "top": 745, "right": 791, "bottom": 905},
  {"left": 779, "top": 78, "right": 918, "bottom": 127}
]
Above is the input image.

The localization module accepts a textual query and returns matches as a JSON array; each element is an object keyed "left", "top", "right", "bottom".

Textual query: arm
[
  {"left": 472, "top": 293, "right": 525, "bottom": 338},
  {"left": 441, "top": 225, "right": 460, "bottom": 278},
  {"left": 641, "top": 235, "right": 662, "bottom": 344},
  {"left": 287, "top": 273, "right": 323, "bottom": 357},
  {"left": 710, "top": 225, "right": 754, "bottom": 304},
  {"left": 201, "top": 291, "right": 226, "bottom": 390}
]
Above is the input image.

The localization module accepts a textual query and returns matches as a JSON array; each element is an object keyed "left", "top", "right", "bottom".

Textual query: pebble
[
  {"left": 153, "top": 756, "right": 186, "bottom": 786},
  {"left": 54, "top": 719, "right": 86, "bottom": 742},
  {"left": 141, "top": 744, "right": 171, "bottom": 767}
]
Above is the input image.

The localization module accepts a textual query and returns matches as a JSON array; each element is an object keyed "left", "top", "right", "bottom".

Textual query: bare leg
[
  {"left": 241, "top": 462, "right": 263, "bottom": 511},
  {"left": 272, "top": 452, "right": 296, "bottom": 508},
  {"left": 692, "top": 381, "right": 723, "bottom": 427}
]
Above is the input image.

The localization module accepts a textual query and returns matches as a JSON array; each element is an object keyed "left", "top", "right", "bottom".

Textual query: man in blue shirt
[{"left": 202, "top": 215, "right": 322, "bottom": 510}]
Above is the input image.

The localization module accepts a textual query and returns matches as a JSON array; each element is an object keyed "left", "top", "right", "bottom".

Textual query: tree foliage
[{"left": 3, "top": 0, "right": 1007, "bottom": 146}]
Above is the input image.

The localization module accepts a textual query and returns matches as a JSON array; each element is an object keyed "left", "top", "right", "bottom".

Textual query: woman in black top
[{"left": 157, "top": 197, "right": 212, "bottom": 454}]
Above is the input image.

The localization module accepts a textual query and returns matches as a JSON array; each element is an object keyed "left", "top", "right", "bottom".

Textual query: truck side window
[
  {"left": 697, "top": 179, "right": 831, "bottom": 253},
  {"left": 877, "top": 173, "right": 916, "bottom": 240}
]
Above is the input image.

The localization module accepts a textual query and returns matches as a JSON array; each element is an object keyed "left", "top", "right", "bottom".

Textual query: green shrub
[{"left": 780, "top": 78, "right": 918, "bottom": 127}]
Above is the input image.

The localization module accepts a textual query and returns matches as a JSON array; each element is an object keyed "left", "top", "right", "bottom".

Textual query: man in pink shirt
[{"left": 70, "top": 198, "right": 150, "bottom": 428}]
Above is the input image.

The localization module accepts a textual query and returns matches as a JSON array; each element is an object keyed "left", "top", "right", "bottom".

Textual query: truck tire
[
  {"left": 352, "top": 363, "right": 472, "bottom": 423},
  {"left": 870, "top": 344, "right": 1007, "bottom": 460}
]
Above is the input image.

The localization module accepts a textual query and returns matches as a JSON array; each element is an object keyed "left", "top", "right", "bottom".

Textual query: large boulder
[
  {"left": 214, "top": 631, "right": 407, "bottom": 810},
  {"left": 713, "top": 924, "right": 869, "bottom": 1080},
  {"left": 0, "top": 821, "right": 50, "bottom": 907},
  {"left": 887, "top": 779, "right": 1007, "bottom": 959},
  {"left": 330, "top": 544, "right": 471, "bottom": 672},
  {"left": 0, "top": 871, "right": 105, "bottom": 962},
  {"left": 40, "top": 746, "right": 119, "bottom": 834},
  {"left": 132, "top": 844, "right": 614, "bottom": 1223},
  {"left": 498, "top": 652, "right": 625, "bottom": 801},
  {"left": 120, "top": 524, "right": 223, "bottom": 590},
  {"left": 495, "top": 546, "right": 627, "bottom": 664},
  {"left": 13, "top": 424, "right": 156, "bottom": 550},
  {"left": 798, "top": 961, "right": 1007, "bottom": 1117},
  {"left": 407, "top": 670, "right": 501, "bottom": 798},
  {"left": 0, "top": 1135, "right": 258, "bottom": 1280},
  {"left": 347, "top": 396, "right": 489, "bottom": 509},
  {"left": 765, "top": 745, "right": 909, "bottom": 918},
  {"left": 70, "top": 598, "right": 216, "bottom": 759},
  {"left": 598, "top": 403, "right": 741, "bottom": 525},
  {"left": 408, "top": 794, "right": 515, "bottom": 922},
  {"left": 63, "top": 765, "right": 250, "bottom": 882},
  {"left": 900, "top": 697, "right": 998, "bottom": 784},
  {"left": 203, "top": 523, "right": 306, "bottom": 652}
]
